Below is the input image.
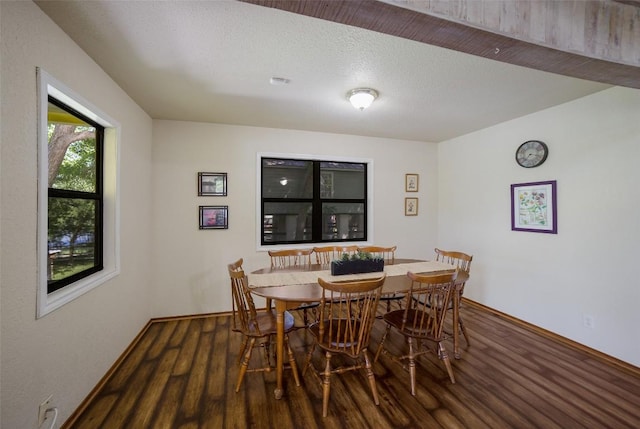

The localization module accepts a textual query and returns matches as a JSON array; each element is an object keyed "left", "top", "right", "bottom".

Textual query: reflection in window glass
[
  {"left": 322, "top": 203, "right": 365, "bottom": 240},
  {"left": 320, "top": 162, "right": 365, "bottom": 199},
  {"left": 262, "top": 158, "right": 313, "bottom": 199},
  {"left": 263, "top": 202, "right": 312, "bottom": 243}
]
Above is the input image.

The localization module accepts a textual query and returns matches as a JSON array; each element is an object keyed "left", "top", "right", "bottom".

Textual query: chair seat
[
  {"left": 308, "top": 319, "right": 364, "bottom": 353},
  {"left": 249, "top": 309, "right": 295, "bottom": 335},
  {"left": 382, "top": 309, "right": 440, "bottom": 340}
]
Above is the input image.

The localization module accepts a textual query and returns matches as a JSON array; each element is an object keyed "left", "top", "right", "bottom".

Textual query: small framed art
[
  {"left": 405, "top": 173, "right": 419, "bottom": 192},
  {"left": 405, "top": 197, "right": 418, "bottom": 216},
  {"left": 198, "top": 172, "right": 227, "bottom": 196},
  {"left": 199, "top": 205, "right": 228, "bottom": 229},
  {"left": 510, "top": 180, "right": 557, "bottom": 234}
]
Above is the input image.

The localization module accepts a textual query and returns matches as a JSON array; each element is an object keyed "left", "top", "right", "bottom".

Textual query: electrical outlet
[
  {"left": 583, "top": 314, "right": 595, "bottom": 329},
  {"left": 38, "top": 394, "right": 52, "bottom": 426}
]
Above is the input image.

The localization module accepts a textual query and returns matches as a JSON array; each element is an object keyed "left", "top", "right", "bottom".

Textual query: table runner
[{"left": 247, "top": 261, "right": 455, "bottom": 288}]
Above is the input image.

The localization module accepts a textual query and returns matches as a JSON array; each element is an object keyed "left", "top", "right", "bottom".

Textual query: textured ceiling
[{"left": 36, "top": 0, "right": 612, "bottom": 142}]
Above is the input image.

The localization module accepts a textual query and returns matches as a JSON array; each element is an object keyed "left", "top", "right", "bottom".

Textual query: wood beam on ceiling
[{"left": 240, "top": 0, "right": 640, "bottom": 89}]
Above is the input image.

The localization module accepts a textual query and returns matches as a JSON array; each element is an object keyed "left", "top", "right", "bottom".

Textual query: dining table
[{"left": 248, "top": 258, "right": 469, "bottom": 399}]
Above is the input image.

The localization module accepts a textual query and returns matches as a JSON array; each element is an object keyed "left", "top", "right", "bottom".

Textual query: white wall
[
  {"left": 438, "top": 86, "right": 640, "bottom": 366},
  {"left": 0, "top": 2, "right": 154, "bottom": 427},
  {"left": 151, "top": 121, "right": 439, "bottom": 317}
]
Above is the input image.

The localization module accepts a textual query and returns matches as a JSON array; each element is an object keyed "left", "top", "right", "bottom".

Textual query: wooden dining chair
[
  {"left": 227, "top": 258, "right": 300, "bottom": 392},
  {"left": 374, "top": 271, "right": 458, "bottom": 395},
  {"left": 312, "top": 245, "right": 359, "bottom": 265},
  {"left": 435, "top": 248, "right": 473, "bottom": 356},
  {"left": 358, "top": 245, "right": 401, "bottom": 312},
  {"left": 304, "top": 274, "right": 386, "bottom": 417},
  {"left": 268, "top": 248, "right": 317, "bottom": 328}
]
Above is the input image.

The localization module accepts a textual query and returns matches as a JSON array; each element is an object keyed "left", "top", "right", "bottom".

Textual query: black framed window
[
  {"left": 47, "top": 96, "right": 104, "bottom": 293},
  {"left": 261, "top": 157, "right": 367, "bottom": 245}
]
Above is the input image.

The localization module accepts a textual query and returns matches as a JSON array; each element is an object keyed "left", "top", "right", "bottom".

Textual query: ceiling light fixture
[
  {"left": 347, "top": 88, "right": 378, "bottom": 110},
  {"left": 279, "top": 177, "right": 288, "bottom": 186}
]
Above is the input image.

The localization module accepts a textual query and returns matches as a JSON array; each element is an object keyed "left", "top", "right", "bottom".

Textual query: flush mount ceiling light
[{"left": 347, "top": 88, "right": 378, "bottom": 110}]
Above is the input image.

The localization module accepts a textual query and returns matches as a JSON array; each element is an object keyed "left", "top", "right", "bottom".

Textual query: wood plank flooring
[{"left": 64, "top": 301, "right": 640, "bottom": 428}]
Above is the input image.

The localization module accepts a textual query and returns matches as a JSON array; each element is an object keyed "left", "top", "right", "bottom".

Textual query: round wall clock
[{"left": 516, "top": 140, "right": 548, "bottom": 168}]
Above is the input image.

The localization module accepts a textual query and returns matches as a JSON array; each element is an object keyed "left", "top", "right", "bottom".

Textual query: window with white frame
[
  {"left": 259, "top": 155, "right": 371, "bottom": 246},
  {"left": 37, "top": 69, "right": 120, "bottom": 317}
]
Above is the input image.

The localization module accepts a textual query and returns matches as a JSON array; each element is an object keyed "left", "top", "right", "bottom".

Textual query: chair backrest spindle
[
  {"left": 268, "top": 248, "right": 313, "bottom": 268},
  {"left": 357, "top": 245, "right": 397, "bottom": 264},
  {"left": 313, "top": 245, "right": 359, "bottom": 265},
  {"left": 434, "top": 248, "right": 472, "bottom": 295},
  {"left": 404, "top": 271, "right": 457, "bottom": 340},
  {"left": 434, "top": 248, "right": 472, "bottom": 274}
]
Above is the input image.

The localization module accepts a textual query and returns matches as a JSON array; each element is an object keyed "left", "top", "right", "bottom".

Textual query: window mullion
[
  {"left": 48, "top": 189, "right": 100, "bottom": 199},
  {"left": 312, "top": 161, "right": 322, "bottom": 242}
]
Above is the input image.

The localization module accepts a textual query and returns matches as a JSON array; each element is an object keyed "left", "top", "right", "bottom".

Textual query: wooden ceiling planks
[
  {"left": 240, "top": 0, "right": 640, "bottom": 89},
  {"left": 386, "top": 0, "right": 640, "bottom": 68}
]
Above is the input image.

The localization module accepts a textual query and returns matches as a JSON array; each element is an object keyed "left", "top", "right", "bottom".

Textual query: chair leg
[
  {"left": 236, "top": 337, "right": 256, "bottom": 392},
  {"left": 374, "top": 324, "right": 391, "bottom": 362},
  {"left": 322, "top": 351, "right": 332, "bottom": 418},
  {"left": 303, "top": 343, "right": 316, "bottom": 376},
  {"left": 363, "top": 349, "right": 379, "bottom": 405},
  {"left": 438, "top": 342, "right": 456, "bottom": 384},
  {"left": 459, "top": 316, "right": 470, "bottom": 346},
  {"left": 237, "top": 337, "right": 249, "bottom": 365},
  {"left": 263, "top": 338, "right": 272, "bottom": 367},
  {"left": 285, "top": 335, "right": 301, "bottom": 386},
  {"left": 407, "top": 337, "right": 417, "bottom": 396}
]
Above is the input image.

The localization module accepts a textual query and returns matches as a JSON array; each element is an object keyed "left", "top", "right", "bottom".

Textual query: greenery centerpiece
[{"left": 330, "top": 250, "right": 384, "bottom": 276}]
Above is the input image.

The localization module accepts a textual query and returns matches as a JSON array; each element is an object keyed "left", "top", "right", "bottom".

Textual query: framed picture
[
  {"left": 405, "top": 197, "right": 418, "bottom": 216},
  {"left": 198, "top": 172, "right": 227, "bottom": 196},
  {"left": 511, "top": 180, "right": 557, "bottom": 234},
  {"left": 405, "top": 173, "right": 419, "bottom": 192},
  {"left": 199, "top": 205, "right": 228, "bottom": 229}
]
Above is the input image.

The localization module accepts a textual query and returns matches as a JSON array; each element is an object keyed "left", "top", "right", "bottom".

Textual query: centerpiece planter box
[{"left": 330, "top": 259, "right": 384, "bottom": 276}]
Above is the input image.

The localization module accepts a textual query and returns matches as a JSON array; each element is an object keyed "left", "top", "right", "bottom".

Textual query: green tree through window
[{"left": 47, "top": 97, "right": 104, "bottom": 293}]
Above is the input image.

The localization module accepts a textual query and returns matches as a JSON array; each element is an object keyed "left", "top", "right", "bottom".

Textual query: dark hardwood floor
[{"left": 64, "top": 301, "right": 640, "bottom": 428}]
